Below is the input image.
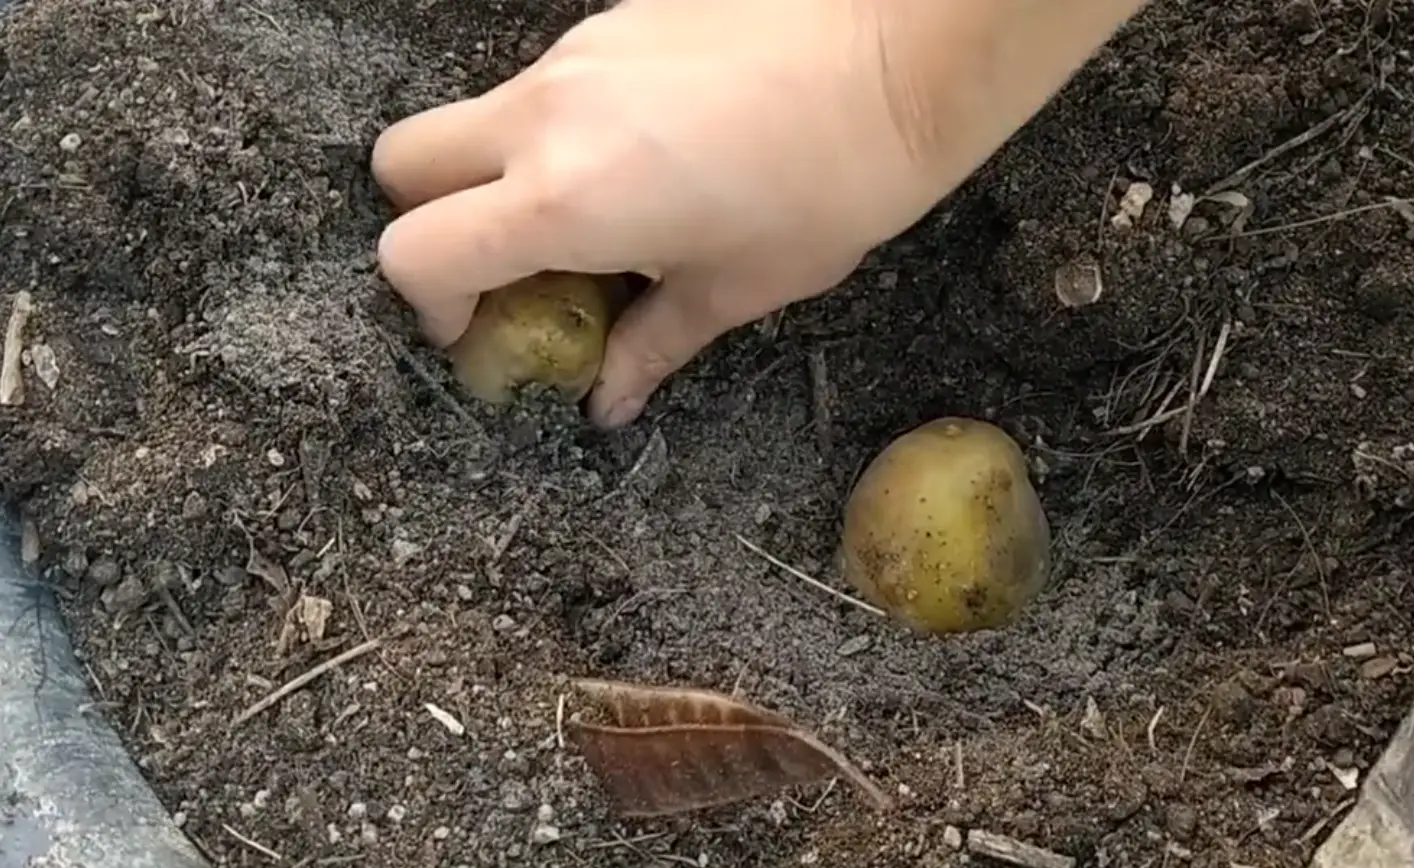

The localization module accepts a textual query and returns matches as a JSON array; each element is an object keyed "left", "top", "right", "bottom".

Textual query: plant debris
[
  {"left": 564, "top": 678, "right": 894, "bottom": 817},
  {"left": 0, "top": 289, "right": 34, "bottom": 406}
]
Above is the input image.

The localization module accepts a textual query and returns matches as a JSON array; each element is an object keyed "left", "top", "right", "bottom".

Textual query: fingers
[
  {"left": 370, "top": 84, "right": 523, "bottom": 212},
  {"left": 376, "top": 177, "right": 566, "bottom": 347},
  {"left": 587, "top": 267, "right": 759, "bottom": 429},
  {"left": 588, "top": 255, "right": 865, "bottom": 429}
]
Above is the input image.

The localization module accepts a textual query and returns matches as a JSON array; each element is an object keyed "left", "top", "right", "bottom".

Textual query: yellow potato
[
  {"left": 840, "top": 416, "right": 1051, "bottom": 635},
  {"left": 447, "top": 271, "right": 627, "bottom": 404}
]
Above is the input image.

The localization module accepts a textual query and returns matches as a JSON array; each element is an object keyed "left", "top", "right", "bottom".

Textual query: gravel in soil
[{"left": 2, "top": 0, "right": 1413, "bottom": 866}]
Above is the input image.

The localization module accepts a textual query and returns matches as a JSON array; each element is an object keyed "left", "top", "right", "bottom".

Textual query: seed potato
[
  {"left": 840, "top": 416, "right": 1051, "bottom": 635},
  {"left": 447, "top": 271, "right": 627, "bottom": 405}
]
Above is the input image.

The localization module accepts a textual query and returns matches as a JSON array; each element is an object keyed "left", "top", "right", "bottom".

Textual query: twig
[
  {"left": 808, "top": 348, "right": 833, "bottom": 464},
  {"left": 222, "top": 823, "right": 283, "bottom": 862},
  {"left": 1198, "top": 320, "right": 1232, "bottom": 399},
  {"left": 733, "top": 534, "right": 885, "bottom": 618},
  {"left": 153, "top": 584, "right": 195, "bottom": 637},
  {"left": 1105, "top": 381, "right": 1186, "bottom": 437},
  {"left": 1204, "top": 198, "right": 1412, "bottom": 242},
  {"left": 954, "top": 741, "right": 965, "bottom": 790},
  {"left": 1146, "top": 706, "right": 1165, "bottom": 753},
  {"left": 233, "top": 638, "right": 382, "bottom": 726},
  {"left": 1202, "top": 102, "right": 1357, "bottom": 196},
  {"left": 967, "top": 829, "right": 1075, "bottom": 868},
  {"left": 1379, "top": 145, "right": 1414, "bottom": 172},
  {"left": 1, "top": 290, "right": 35, "bottom": 406},
  {"left": 1178, "top": 326, "right": 1208, "bottom": 457},
  {"left": 490, "top": 491, "right": 539, "bottom": 565},
  {"left": 1178, "top": 707, "right": 1210, "bottom": 785},
  {"left": 1096, "top": 164, "right": 1120, "bottom": 247},
  {"left": 1299, "top": 797, "right": 1357, "bottom": 844},
  {"left": 1273, "top": 491, "right": 1332, "bottom": 623}
]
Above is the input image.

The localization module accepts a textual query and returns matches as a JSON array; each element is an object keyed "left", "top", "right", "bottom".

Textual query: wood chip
[
  {"left": 1360, "top": 656, "right": 1397, "bottom": 680},
  {"left": 425, "top": 702, "right": 465, "bottom": 737},
  {"left": 1, "top": 290, "right": 35, "bottom": 407},
  {"left": 1342, "top": 642, "right": 1377, "bottom": 659},
  {"left": 967, "top": 829, "right": 1076, "bottom": 868}
]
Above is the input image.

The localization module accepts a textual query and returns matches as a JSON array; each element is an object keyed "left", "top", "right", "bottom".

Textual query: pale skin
[{"left": 372, "top": 0, "right": 1150, "bottom": 429}]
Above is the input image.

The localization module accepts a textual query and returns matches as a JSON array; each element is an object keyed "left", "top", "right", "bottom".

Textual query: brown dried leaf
[
  {"left": 245, "top": 546, "right": 291, "bottom": 598},
  {"left": 572, "top": 678, "right": 795, "bottom": 728},
  {"left": 275, "top": 593, "right": 333, "bottom": 655},
  {"left": 567, "top": 679, "right": 894, "bottom": 818}
]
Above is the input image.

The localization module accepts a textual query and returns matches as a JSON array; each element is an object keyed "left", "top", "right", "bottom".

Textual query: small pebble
[
  {"left": 87, "top": 555, "right": 122, "bottom": 587},
  {"left": 500, "top": 780, "right": 531, "bottom": 812},
  {"left": 530, "top": 824, "right": 561, "bottom": 845},
  {"left": 943, "top": 825, "right": 963, "bottom": 850},
  {"left": 837, "top": 635, "right": 872, "bottom": 657},
  {"left": 181, "top": 491, "right": 207, "bottom": 520},
  {"left": 347, "top": 802, "right": 367, "bottom": 820},
  {"left": 391, "top": 538, "right": 421, "bottom": 567},
  {"left": 59, "top": 132, "right": 82, "bottom": 151},
  {"left": 387, "top": 804, "right": 407, "bottom": 823},
  {"left": 433, "top": 826, "right": 451, "bottom": 840}
]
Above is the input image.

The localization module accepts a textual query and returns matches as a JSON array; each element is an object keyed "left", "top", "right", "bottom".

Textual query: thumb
[{"left": 586, "top": 268, "right": 750, "bottom": 430}]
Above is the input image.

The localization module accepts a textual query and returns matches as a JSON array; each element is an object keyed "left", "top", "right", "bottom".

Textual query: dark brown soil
[{"left": 2, "top": 0, "right": 1412, "bottom": 865}]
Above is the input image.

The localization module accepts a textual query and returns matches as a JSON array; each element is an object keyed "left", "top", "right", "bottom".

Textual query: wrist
[{"left": 867, "top": 0, "right": 1148, "bottom": 191}]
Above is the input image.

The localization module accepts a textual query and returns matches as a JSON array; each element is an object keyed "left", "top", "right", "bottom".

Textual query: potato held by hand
[
  {"left": 841, "top": 417, "right": 1050, "bottom": 636},
  {"left": 447, "top": 271, "right": 627, "bottom": 404}
]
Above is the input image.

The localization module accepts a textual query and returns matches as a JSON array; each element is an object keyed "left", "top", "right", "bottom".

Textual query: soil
[{"left": 2, "top": 0, "right": 1412, "bottom": 866}]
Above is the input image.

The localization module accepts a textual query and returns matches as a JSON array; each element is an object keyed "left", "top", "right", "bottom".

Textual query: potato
[
  {"left": 447, "top": 271, "right": 627, "bottom": 405},
  {"left": 840, "top": 416, "right": 1051, "bottom": 635}
]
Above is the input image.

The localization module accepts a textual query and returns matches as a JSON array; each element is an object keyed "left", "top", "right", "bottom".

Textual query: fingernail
[{"left": 596, "top": 394, "right": 645, "bottom": 430}]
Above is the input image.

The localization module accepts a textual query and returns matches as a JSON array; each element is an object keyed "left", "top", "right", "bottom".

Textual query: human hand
[
  {"left": 373, "top": 0, "right": 1146, "bottom": 429},
  {"left": 372, "top": 0, "right": 951, "bottom": 428}
]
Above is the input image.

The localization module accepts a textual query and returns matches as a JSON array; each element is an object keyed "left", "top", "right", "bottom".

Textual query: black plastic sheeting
[{"left": 0, "top": 510, "right": 209, "bottom": 868}]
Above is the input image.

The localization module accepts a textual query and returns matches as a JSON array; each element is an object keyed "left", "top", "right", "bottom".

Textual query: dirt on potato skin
[{"left": 1, "top": 0, "right": 1412, "bottom": 866}]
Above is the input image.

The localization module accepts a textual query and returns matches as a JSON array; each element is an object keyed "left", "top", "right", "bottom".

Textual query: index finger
[
  {"left": 375, "top": 175, "right": 570, "bottom": 347},
  {"left": 371, "top": 84, "right": 525, "bottom": 213}
]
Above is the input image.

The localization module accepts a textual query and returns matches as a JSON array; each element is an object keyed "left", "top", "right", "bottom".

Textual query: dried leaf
[
  {"left": 1168, "top": 185, "right": 1197, "bottom": 230},
  {"left": 566, "top": 679, "right": 893, "bottom": 818},
  {"left": 573, "top": 678, "right": 795, "bottom": 728},
  {"left": 1110, "top": 181, "right": 1154, "bottom": 230},
  {"left": 276, "top": 593, "right": 333, "bottom": 654},
  {"left": 30, "top": 343, "right": 59, "bottom": 390},
  {"left": 1386, "top": 196, "right": 1414, "bottom": 226},
  {"left": 1203, "top": 190, "right": 1255, "bottom": 235},
  {"left": 246, "top": 546, "right": 291, "bottom": 597}
]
